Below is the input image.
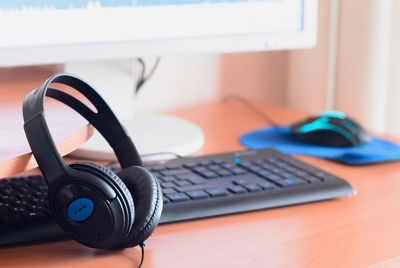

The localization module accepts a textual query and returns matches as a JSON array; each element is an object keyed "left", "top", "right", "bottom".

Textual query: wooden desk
[{"left": 1, "top": 100, "right": 400, "bottom": 267}]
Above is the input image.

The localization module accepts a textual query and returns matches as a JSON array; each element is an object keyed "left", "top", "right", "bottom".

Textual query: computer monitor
[{"left": 0, "top": 0, "right": 318, "bottom": 159}]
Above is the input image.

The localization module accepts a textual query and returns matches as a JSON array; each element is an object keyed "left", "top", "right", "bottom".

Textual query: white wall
[
  {"left": 335, "top": 0, "right": 393, "bottom": 133},
  {"left": 132, "top": 51, "right": 288, "bottom": 114},
  {"left": 217, "top": 51, "right": 287, "bottom": 105},
  {"left": 385, "top": 0, "right": 400, "bottom": 136},
  {"left": 286, "top": 0, "right": 337, "bottom": 114},
  {"left": 133, "top": 54, "right": 220, "bottom": 113}
]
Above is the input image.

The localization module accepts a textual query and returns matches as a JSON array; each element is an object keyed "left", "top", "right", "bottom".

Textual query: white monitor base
[{"left": 70, "top": 114, "right": 204, "bottom": 161}]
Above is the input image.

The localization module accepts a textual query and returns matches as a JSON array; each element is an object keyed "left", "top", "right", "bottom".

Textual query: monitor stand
[{"left": 65, "top": 59, "right": 204, "bottom": 160}]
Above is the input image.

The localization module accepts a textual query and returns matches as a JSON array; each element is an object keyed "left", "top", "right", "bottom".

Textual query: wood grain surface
[
  {"left": 1, "top": 98, "right": 400, "bottom": 267},
  {"left": 0, "top": 67, "right": 93, "bottom": 177}
]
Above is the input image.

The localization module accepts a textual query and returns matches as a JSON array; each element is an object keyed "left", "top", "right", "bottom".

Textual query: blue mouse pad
[{"left": 240, "top": 126, "right": 400, "bottom": 165}]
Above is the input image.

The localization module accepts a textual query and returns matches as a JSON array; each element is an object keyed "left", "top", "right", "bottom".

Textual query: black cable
[
  {"left": 108, "top": 151, "right": 182, "bottom": 168},
  {"left": 138, "top": 242, "right": 145, "bottom": 268},
  {"left": 107, "top": 152, "right": 183, "bottom": 170},
  {"left": 140, "top": 151, "right": 183, "bottom": 159},
  {"left": 135, "top": 57, "right": 161, "bottom": 94},
  {"left": 222, "top": 95, "right": 279, "bottom": 127},
  {"left": 135, "top": 58, "right": 146, "bottom": 94}
]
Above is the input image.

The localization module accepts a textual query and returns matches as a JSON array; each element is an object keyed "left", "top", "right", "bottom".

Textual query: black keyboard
[{"left": 0, "top": 148, "right": 355, "bottom": 246}]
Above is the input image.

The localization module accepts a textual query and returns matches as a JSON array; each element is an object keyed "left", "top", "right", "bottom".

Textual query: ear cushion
[
  {"left": 69, "top": 162, "right": 135, "bottom": 238},
  {"left": 116, "top": 166, "right": 163, "bottom": 248}
]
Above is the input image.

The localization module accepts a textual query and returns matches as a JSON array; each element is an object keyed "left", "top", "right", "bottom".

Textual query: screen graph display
[{"left": 0, "top": 1, "right": 294, "bottom": 9}]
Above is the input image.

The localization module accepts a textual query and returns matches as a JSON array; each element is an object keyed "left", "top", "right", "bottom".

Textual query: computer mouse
[{"left": 290, "top": 111, "right": 371, "bottom": 147}]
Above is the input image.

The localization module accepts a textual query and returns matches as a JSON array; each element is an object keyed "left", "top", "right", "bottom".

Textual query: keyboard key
[
  {"left": 160, "top": 182, "right": 176, "bottom": 188},
  {"left": 13, "top": 200, "right": 23, "bottom": 206},
  {"left": 175, "top": 174, "right": 191, "bottom": 180},
  {"left": 193, "top": 167, "right": 208, "bottom": 173},
  {"left": 281, "top": 172, "right": 293, "bottom": 178},
  {"left": 161, "top": 169, "right": 191, "bottom": 176},
  {"left": 208, "top": 165, "right": 221, "bottom": 170},
  {"left": 270, "top": 167, "right": 283, "bottom": 174},
  {"left": 166, "top": 165, "right": 181, "bottom": 170},
  {"left": 185, "top": 176, "right": 207, "bottom": 185},
  {"left": 285, "top": 166, "right": 298, "bottom": 173},
  {"left": 232, "top": 168, "right": 247, "bottom": 175},
  {"left": 21, "top": 211, "right": 45, "bottom": 219},
  {"left": 176, "top": 174, "right": 206, "bottom": 184},
  {"left": 216, "top": 169, "right": 232, "bottom": 177},
  {"left": 206, "top": 188, "right": 228, "bottom": 197},
  {"left": 255, "top": 170, "right": 273, "bottom": 178},
  {"left": 265, "top": 174, "right": 282, "bottom": 182},
  {"left": 160, "top": 176, "right": 176, "bottom": 182},
  {"left": 200, "top": 171, "right": 219, "bottom": 179},
  {"left": 276, "top": 178, "right": 307, "bottom": 187},
  {"left": 244, "top": 184, "right": 261, "bottom": 192},
  {"left": 212, "top": 159, "right": 224, "bottom": 164},
  {"left": 259, "top": 182, "right": 276, "bottom": 190},
  {"left": 276, "top": 161, "right": 289, "bottom": 168},
  {"left": 35, "top": 191, "right": 46, "bottom": 197},
  {"left": 175, "top": 180, "right": 192, "bottom": 187},
  {"left": 238, "top": 161, "right": 251, "bottom": 167},
  {"left": 253, "top": 160, "right": 264, "bottom": 165},
  {"left": 175, "top": 184, "right": 211, "bottom": 193},
  {"left": 186, "top": 190, "right": 209, "bottom": 200},
  {"left": 183, "top": 162, "right": 198, "bottom": 168},
  {"left": 228, "top": 185, "right": 247, "bottom": 194},
  {"left": 148, "top": 165, "right": 167, "bottom": 172},
  {"left": 261, "top": 163, "right": 273, "bottom": 170},
  {"left": 162, "top": 188, "right": 178, "bottom": 194},
  {"left": 200, "top": 161, "right": 211, "bottom": 166},
  {"left": 294, "top": 170, "right": 308, "bottom": 177},
  {"left": 233, "top": 178, "right": 249, "bottom": 185},
  {"left": 247, "top": 166, "right": 262, "bottom": 172},
  {"left": 222, "top": 163, "right": 234, "bottom": 169},
  {"left": 152, "top": 172, "right": 161, "bottom": 178},
  {"left": 165, "top": 193, "right": 190, "bottom": 202}
]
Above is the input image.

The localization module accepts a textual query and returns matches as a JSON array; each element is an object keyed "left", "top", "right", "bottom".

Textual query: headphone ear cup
[
  {"left": 116, "top": 166, "right": 163, "bottom": 248},
  {"left": 69, "top": 162, "right": 135, "bottom": 246}
]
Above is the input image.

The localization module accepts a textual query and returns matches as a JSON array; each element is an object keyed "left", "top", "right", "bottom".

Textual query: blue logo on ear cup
[{"left": 67, "top": 198, "right": 94, "bottom": 222}]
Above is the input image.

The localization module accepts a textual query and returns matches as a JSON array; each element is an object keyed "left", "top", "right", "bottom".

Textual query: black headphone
[{"left": 22, "top": 73, "right": 163, "bottom": 249}]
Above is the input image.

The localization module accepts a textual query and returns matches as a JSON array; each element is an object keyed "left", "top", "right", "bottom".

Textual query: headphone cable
[{"left": 138, "top": 242, "right": 145, "bottom": 268}]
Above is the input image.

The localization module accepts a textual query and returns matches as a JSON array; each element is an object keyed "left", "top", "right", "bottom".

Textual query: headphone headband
[{"left": 23, "top": 73, "right": 143, "bottom": 184}]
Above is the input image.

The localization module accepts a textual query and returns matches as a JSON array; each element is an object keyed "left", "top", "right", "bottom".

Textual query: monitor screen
[{"left": 0, "top": 0, "right": 318, "bottom": 66}]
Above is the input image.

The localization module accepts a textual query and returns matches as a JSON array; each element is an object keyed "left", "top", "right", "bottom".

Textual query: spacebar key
[{"left": 175, "top": 184, "right": 213, "bottom": 192}]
